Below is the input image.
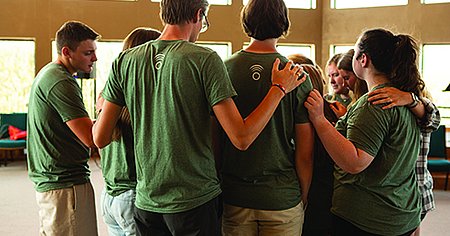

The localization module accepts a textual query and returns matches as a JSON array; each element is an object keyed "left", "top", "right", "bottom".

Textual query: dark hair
[
  {"left": 241, "top": 0, "right": 290, "bottom": 40},
  {"left": 122, "top": 27, "right": 161, "bottom": 51},
  {"left": 160, "top": 0, "right": 209, "bottom": 25},
  {"left": 327, "top": 53, "right": 342, "bottom": 66},
  {"left": 56, "top": 21, "right": 100, "bottom": 55},
  {"left": 111, "top": 27, "right": 161, "bottom": 141},
  {"left": 357, "top": 28, "right": 424, "bottom": 96}
]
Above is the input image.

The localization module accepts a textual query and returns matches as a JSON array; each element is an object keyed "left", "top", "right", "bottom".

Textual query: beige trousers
[
  {"left": 222, "top": 201, "right": 304, "bottom": 236},
  {"left": 36, "top": 182, "right": 98, "bottom": 236}
]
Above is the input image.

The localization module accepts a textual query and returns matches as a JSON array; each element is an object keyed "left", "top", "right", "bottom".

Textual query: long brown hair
[{"left": 356, "top": 28, "right": 425, "bottom": 96}]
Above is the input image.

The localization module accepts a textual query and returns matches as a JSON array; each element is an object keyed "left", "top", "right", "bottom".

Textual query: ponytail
[
  {"left": 357, "top": 29, "right": 425, "bottom": 96},
  {"left": 391, "top": 34, "right": 424, "bottom": 96}
]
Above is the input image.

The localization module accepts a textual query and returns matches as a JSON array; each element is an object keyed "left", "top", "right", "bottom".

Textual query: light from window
[
  {"left": 331, "top": 0, "right": 407, "bottom": 9},
  {"left": 150, "top": 0, "right": 231, "bottom": 5},
  {"left": 277, "top": 44, "right": 315, "bottom": 61},
  {"left": 0, "top": 40, "right": 35, "bottom": 113},
  {"left": 330, "top": 45, "right": 354, "bottom": 57},
  {"left": 421, "top": 44, "right": 450, "bottom": 126},
  {"left": 243, "top": 0, "right": 316, "bottom": 9},
  {"left": 52, "top": 41, "right": 123, "bottom": 118},
  {"left": 421, "top": 0, "right": 450, "bottom": 3},
  {"left": 197, "top": 42, "right": 231, "bottom": 60},
  {"left": 242, "top": 43, "right": 314, "bottom": 61}
]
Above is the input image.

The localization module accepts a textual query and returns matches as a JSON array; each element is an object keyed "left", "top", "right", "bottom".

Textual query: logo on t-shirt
[
  {"left": 154, "top": 54, "right": 165, "bottom": 70},
  {"left": 250, "top": 64, "right": 263, "bottom": 81}
]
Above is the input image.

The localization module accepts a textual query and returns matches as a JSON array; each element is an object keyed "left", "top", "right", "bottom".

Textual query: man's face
[{"left": 68, "top": 39, "right": 97, "bottom": 73}]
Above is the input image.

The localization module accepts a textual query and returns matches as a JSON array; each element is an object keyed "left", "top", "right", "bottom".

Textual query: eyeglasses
[{"left": 200, "top": 12, "right": 209, "bottom": 33}]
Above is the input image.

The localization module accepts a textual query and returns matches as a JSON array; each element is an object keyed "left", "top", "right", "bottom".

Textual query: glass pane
[
  {"left": 331, "top": 0, "right": 408, "bottom": 9},
  {"left": 243, "top": 0, "right": 315, "bottom": 9},
  {"left": 196, "top": 42, "right": 231, "bottom": 60},
  {"left": 421, "top": 0, "right": 450, "bottom": 3},
  {"left": 52, "top": 41, "right": 123, "bottom": 118},
  {"left": 0, "top": 40, "right": 35, "bottom": 113},
  {"left": 277, "top": 44, "right": 314, "bottom": 61},
  {"left": 421, "top": 44, "right": 450, "bottom": 126},
  {"left": 330, "top": 45, "right": 354, "bottom": 56},
  {"left": 150, "top": 0, "right": 231, "bottom": 5},
  {"left": 242, "top": 43, "right": 314, "bottom": 61}
]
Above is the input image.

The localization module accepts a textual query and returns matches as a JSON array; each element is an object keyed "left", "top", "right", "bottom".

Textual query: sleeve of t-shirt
[
  {"left": 47, "top": 80, "right": 89, "bottom": 122},
  {"left": 201, "top": 51, "right": 237, "bottom": 108},
  {"left": 102, "top": 52, "right": 126, "bottom": 107},
  {"left": 346, "top": 102, "right": 390, "bottom": 157},
  {"left": 294, "top": 74, "right": 314, "bottom": 124}
]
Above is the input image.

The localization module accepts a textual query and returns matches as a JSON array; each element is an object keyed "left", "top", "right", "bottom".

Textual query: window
[
  {"left": 330, "top": 45, "right": 354, "bottom": 57},
  {"left": 150, "top": 0, "right": 231, "bottom": 5},
  {"left": 196, "top": 42, "right": 232, "bottom": 60},
  {"left": 52, "top": 41, "right": 123, "bottom": 117},
  {"left": 421, "top": 0, "right": 450, "bottom": 3},
  {"left": 421, "top": 44, "right": 450, "bottom": 126},
  {"left": 331, "top": 0, "right": 408, "bottom": 9},
  {"left": 243, "top": 43, "right": 314, "bottom": 61},
  {"left": 277, "top": 44, "right": 315, "bottom": 61},
  {"left": 243, "top": 0, "right": 316, "bottom": 9},
  {"left": 0, "top": 40, "right": 35, "bottom": 113}
]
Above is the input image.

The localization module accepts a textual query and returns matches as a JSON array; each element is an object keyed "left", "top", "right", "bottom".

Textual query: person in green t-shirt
[
  {"left": 27, "top": 21, "right": 100, "bottom": 236},
  {"left": 92, "top": 0, "right": 306, "bottom": 235},
  {"left": 219, "top": 0, "right": 314, "bottom": 235},
  {"left": 305, "top": 28, "right": 424, "bottom": 235},
  {"left": 324, "top": 53, "right": 352, "bottom": 108},
  {"left": 97, "top": 27, "right": 161, "bottom": 236}
]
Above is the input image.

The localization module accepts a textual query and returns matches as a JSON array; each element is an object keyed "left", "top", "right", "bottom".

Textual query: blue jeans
[{"left": 101, "top": 189, "right": 136, "bottom": 236}]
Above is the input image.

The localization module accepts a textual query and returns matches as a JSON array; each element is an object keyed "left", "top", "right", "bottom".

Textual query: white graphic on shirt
[
  {"left": 154, "top": 54, "right": 165, "bottom": 70},
  {"left": 250, "top": 64, "right": 264, "bottom": 81}
]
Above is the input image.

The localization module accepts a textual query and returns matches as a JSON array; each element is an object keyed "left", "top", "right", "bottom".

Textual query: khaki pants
[
  {"left": 36, "top": 182, "right": 98, "bottom": 236},
  {"left": 222, "top": 201, "right": 304, "bottom": 236}
]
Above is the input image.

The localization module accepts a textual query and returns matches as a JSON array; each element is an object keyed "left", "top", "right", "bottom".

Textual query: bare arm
[
  {"left": 295, "top": 123, "right": 314, "bottom": 205},
  {"left": 305, "top": 89, "right": 374, "bottom": 174},
  {"left": 66, "top": 117, "right": 95, "bottom": 148},
  {"left": 92, "top": 100, "right": 122, "bottom": 148},
  {"left": 213, "top": 59, "right": 306, "bottom": 150}
]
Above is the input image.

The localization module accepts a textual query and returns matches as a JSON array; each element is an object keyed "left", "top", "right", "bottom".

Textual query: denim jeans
[{"left": 101, "top": 188, "right": 136, "bottom": 236}]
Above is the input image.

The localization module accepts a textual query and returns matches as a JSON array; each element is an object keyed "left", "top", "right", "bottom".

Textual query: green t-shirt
[
  {"left": 333, "top": 84, "right": 421, "bottom": 235},
  {"left": 324, "top": 93, "right": 351, "bottom": 107},
  {"left": 27, "top": 63, "right": 90, "bottom": 192},
  {"left": 102, "top": 40, "right": 237, "bottom": 213},
  {"left": 221, "top": 50, "right": 313, "bottom": 210},
  {"left": 100, "top": 120, "right": 136, "bottom": 196}
]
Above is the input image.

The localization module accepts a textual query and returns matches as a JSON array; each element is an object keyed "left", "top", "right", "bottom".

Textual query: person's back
[
  {"left": 222, "top": 51, "right": 312, "bottom": 209},
  {"left": 106, "top": 39, "right": 234, "bottom": 212},
  {"left": 220, "top": 0, "right": 314, "bottom": 235},
  {"left": 99, "top": 27, "right": 161, "bottom": 236},
  {"left": 94, "top": 1, "right": 304, "bottom": 235}
]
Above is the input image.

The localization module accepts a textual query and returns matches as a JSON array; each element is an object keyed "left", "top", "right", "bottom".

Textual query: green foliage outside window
[{"left": 0, "top": 40, "right": 35, "bottom": 113}]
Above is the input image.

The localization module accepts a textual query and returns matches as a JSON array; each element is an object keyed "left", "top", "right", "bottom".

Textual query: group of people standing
[{"left": 26, "top": 0, "right": 440, "bottom": 236}]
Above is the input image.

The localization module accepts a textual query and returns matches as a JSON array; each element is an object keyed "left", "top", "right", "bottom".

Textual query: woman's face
[
  {"left": 338, "top": 69, "right": 358, "bottom": 91},
  {"left": 327, "top": 63, "right": 347, "bottom": 95}
]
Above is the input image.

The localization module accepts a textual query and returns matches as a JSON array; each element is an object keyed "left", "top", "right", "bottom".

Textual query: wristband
[
  {"left": 272, "top": 83, "right": 286, "bottom": 95},
  {"left": 407, "top": 93, "right": 420, "bottom": 108}
]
